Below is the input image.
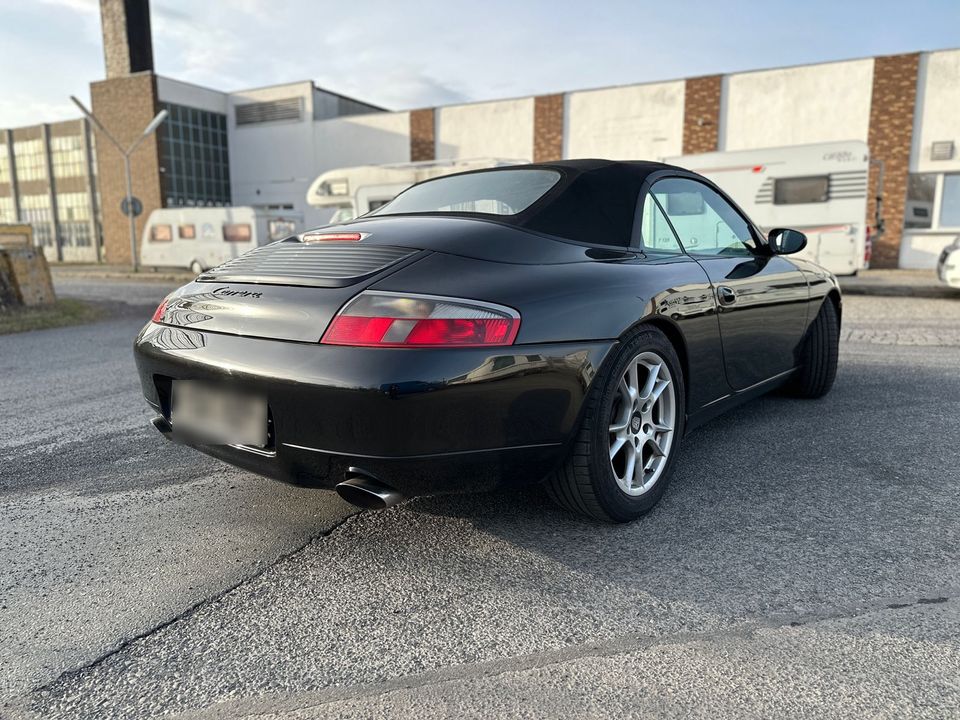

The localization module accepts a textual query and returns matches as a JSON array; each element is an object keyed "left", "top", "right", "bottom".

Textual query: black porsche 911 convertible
[{"left": 134, "top": 159, "right": 840, "bottom": 522}]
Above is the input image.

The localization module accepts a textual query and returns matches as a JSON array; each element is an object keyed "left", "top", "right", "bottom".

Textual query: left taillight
[
  {"left": 151, "top": 297, "right": 169, "bottom": 324},
  {"left": 322, "top": 292, "right": 520, "bottom": 348}
]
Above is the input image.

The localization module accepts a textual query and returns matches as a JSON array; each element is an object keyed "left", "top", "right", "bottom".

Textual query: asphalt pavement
[{"left": 1, "top": 279, "right": 958, "bottom": 718}]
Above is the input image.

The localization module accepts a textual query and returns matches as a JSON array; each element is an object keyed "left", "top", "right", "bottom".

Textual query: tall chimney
[{"left": 100, "top": 0, "right": 155, "bottom": 78}]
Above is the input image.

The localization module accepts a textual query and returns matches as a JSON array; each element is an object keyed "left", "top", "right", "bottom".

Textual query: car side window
[
  {"left": 652, "top": 178, "right": 756, "bottom": 256},
  {"left": 639, "top": 193, "right": 684, "bottom": 254}
]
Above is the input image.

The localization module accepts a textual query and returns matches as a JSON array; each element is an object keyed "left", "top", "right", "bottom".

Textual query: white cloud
[
  {"left": 2, "top": 0, "right": 959, "bottom": 128},
  {"left": 35, "top": 0, "right": 98, "bottom": 14},
  {"left": 0, "top": 96, "right": 78, "bottom": 128}
]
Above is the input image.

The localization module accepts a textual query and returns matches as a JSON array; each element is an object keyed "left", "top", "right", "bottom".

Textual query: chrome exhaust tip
[{"left": 335, "top": 472, "right": 403, "bottom": 510}]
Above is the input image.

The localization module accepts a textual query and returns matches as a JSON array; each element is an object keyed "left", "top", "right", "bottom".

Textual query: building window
[
  {"left": 773, "top": 176, "right": 830, "bottom": 205},
  {"left": 20, "top": 194, "right": 53, "bottom": 247},
  {"left": 904, "top": 174, "right": 937, "bottom": 230},
  {"left": 158, "top": 102, "right": 231, "bottom": 208},
  {"left": 235, "top": 97, "right": 302, "bottom": 125},
  {"left": 14, "top": 139, "right": 47, "bottom": 182},
  {"left": 0, "top": 195, "right": 15, "bottom": 223},
  {"left": 57, "top": 192, "right": 92, "bottom": 247},
  {"left": 150, "top": 224, "right": 173, "bottom": 242},
  {"left": 50, "top": 135, "right": 87, "bottom": 179},
  {"left": 223, "top": 223, "right": 251, "bottom": 242},
  {"left": 89, "top": 132, "right": 99, "bottom": 177},
  {"left": 268, "top": 219, "right": 296, "bottom": 241},
  {"left": 941, "top": 174, "right": 960, "bottom": 229},
  {"left": 0, "top": 143, "right": 9, "bottom": 183}
]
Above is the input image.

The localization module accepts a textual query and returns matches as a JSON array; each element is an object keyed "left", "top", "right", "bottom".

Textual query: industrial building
[{"left": 0, "top": 0, "right": 957, "bottom": 269}]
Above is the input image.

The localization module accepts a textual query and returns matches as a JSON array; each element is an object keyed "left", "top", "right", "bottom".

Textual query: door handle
[{"left": 717, "top": 286, "right": 737, "bottom": 305}]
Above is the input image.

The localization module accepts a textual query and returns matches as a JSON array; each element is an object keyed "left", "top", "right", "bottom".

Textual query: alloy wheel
[{"left": 608, "top": 351, "right": 676, "bottom": 496}]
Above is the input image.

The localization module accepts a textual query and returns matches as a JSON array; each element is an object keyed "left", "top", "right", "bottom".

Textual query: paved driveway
[{"left": 2, "top": 283, "right": 958, "bottom": 718}]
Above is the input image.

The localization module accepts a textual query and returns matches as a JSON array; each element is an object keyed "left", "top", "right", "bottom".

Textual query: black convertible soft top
[
  {"left": 508, "top": 159, "right": 672, "bottom": 247},
  {"left": 372, "top": 159, "right": 676, "bottom": 248}
]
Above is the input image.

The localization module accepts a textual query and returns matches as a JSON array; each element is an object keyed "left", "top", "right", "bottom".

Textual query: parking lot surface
[{"left": 1, "top": 280, "right": 958, "bottom": 718}]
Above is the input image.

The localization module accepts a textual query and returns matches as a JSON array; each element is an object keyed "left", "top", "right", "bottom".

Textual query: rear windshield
[{"left": 370, "top": 169, "right": 560, "bottom": 217}]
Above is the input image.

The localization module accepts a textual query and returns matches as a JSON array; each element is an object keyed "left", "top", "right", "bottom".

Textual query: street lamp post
[{"left": 70, "top": 96, "right": 167, "bottom": 272}]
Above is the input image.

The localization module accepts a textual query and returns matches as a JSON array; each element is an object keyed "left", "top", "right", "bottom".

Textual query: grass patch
[{"left": 0, "top": 299, "right": 104, "bottom": 335}]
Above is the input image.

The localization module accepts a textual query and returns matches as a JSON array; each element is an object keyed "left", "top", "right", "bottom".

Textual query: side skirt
[{"left": 683, "top": 367, "right": 797, "bottom": 435}]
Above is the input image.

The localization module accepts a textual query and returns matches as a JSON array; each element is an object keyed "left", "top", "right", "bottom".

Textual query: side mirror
[{"left": 768, "top": 228, "right": 807, "bottom": 255}]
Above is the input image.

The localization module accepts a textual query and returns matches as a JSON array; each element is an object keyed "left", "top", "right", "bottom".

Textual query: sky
[{"left": 0, "top": 0, "right": 958, "bottom": 128}]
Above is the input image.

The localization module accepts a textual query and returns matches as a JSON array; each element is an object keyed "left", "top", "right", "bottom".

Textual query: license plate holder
[{"left": 171, "top": 380, "right": 268, "bottom": 447}]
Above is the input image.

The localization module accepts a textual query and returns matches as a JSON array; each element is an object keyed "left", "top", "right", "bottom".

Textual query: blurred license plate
[{"left": 171, "top": 381, "right": 267, "bottom": 447}]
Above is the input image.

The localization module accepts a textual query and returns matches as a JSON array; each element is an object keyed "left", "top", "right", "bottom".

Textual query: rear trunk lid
[
  {"left": 156, "top": 216, "right": 608, "bottom": 343},
  {"left": 196, "top": 239, "right": 420, "bottom": 288},
  {"left": 160, "top": 240, "right": 424, "bottom": 342}
]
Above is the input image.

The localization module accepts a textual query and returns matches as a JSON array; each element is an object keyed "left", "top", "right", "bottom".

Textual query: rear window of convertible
[{"left": 370, "top": 169, "right": 561, "bottom": 217}]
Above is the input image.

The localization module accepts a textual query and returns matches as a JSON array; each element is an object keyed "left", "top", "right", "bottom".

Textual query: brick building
[{"left": 0, "top": 0, "right": 957, "bottom": 269}]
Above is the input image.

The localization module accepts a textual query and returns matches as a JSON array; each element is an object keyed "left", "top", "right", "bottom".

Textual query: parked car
[
  {"left": 937, "top": 237, "right": 960, "bottom": 288},
  {"left": 134, "top": 160, "right": 840, "bottom": 523}
]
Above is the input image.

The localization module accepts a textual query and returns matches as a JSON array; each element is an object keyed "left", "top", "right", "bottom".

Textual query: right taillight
[{"left": 322, "top": 292, "right": 520, "bottom": 348}]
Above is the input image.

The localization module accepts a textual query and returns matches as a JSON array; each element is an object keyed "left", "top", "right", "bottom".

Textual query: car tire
[
  {"left": 785, "top": 297, "right": 839, "bottom": 399},
  {"left": 190, "top": 260, "right": 205, "bottom": 275},
  {"left": 545, "top": 326, "right": 685, "bottom": 523}
]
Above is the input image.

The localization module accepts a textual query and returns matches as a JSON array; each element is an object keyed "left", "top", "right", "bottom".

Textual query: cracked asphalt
[{"left": 1, "top": 279, "right": 959, "bottom": 719}]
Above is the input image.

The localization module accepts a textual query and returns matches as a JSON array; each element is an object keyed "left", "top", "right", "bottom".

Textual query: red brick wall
[
  {"left": 533, "top": 94, "right": 564, "bottom": 162},
  {"left": 682, "top": 75, "right": 722, "bottom": 155},
  {"left": 90, "top": 72, "right": 163, "bottom": 266},
  {"left": 409, "top": 109, "right": 435, "bottom": 162},
  {"left": 867, "top": 53, "right": 920, "bottom": 268}
]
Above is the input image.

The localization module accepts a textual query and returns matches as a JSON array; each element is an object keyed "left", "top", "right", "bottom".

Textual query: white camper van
[
  {"left": 666, "top": 141, "right": 874, "bottom": 275},
  {"left": 306, "top": 158, "right": 528, "bottom": 224},
  {"left": 139, "top": 207, "right": 303, "bottom": 273}
]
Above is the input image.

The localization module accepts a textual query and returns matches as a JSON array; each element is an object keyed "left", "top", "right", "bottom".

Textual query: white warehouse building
[
  {"left": 151, "top": 48, "right": 959, "bottom": 271},
  {"left": 2, "top": 4, "right": 956, "bottom": 272}
]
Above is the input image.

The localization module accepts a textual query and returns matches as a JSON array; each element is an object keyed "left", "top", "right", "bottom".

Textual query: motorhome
[
  {"left": 305, "top": 158, "right": 528, "bottom": 224},
  {"left": 666, "top": 141, "right": 874, "bottom": 275},
  {"left": 139, "top": 207, "right": 303, "bottom": 273}
]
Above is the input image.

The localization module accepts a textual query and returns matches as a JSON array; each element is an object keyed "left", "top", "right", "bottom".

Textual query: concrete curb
[
  {"left": 50, "top": 270, "right": 195, "bottom": 283},
  {"left": 838, "top": 282, "right": 960, "bottom": 299}
]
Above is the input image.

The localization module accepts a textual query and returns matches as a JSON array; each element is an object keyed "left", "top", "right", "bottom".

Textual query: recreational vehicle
[
  {"left": 666, "top": 141, "right": 874, "bottom": 275},
  {"left": 305, "top": 158, "right": 527, "bottom": 223},
  {"left": 139, "top": 207, "right": 302, "bottom": 273}
]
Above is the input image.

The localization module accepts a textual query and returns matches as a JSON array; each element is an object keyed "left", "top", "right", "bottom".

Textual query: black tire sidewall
[{"left": 588, "top": 329, "right": 686, "bottom": 522}]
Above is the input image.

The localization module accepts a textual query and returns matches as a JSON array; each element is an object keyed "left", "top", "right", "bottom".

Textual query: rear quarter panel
[{"left": 374, "top": 251, "right": 729, "bottom": 412}]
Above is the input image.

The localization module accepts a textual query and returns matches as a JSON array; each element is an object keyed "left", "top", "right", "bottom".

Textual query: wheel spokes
[
  {"left": 642, "top": 451, "right": 657, "bottom": 474},
  {"left": 648, "top": 377, "right": 669, "bottom": 405},
  {"left": 609, "top": 435, "right": 628, "bottom": 460},
  {"left": 609, "top": 417, "right": 630, "bottom": 433},
  {"left": 609, "top": 385, "right": 632, "bottom": 434},
  {"left": 638, "top": 361, "right": 661, "bottom": 401},
  {"left": 627, "top": 362, "right": 640, "bottom": 399},
  {"left": 623, "top": 446, "right": 636, "bottom": 488},
  {"left": 646, "top": 437, "right": 667, "bottom": 458},
  {"left": 608, "top": 350, "right": 676, "bottom": 497}
]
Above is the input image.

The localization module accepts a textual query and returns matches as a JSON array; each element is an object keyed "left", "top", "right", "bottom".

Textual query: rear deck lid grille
[{"left": 197, "top": 241, "right": 419, "bottom": 287}]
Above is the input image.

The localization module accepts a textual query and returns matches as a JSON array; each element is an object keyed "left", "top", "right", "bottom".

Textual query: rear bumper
[{"left": 134, "top": 323, "right": 613, "bottom": 496}]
